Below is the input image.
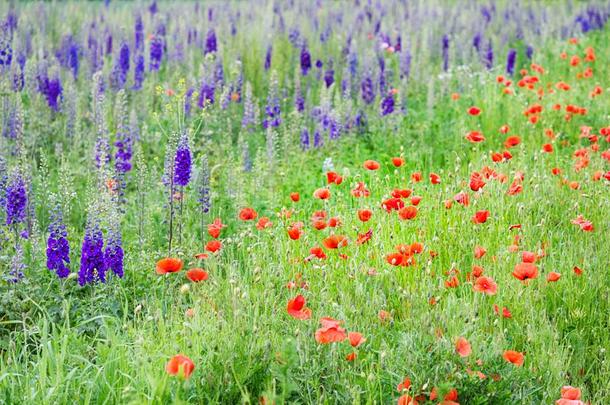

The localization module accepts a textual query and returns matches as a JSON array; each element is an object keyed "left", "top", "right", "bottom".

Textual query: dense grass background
[{"left": 1, "top": 1, "right": 610, "bottom": 404}]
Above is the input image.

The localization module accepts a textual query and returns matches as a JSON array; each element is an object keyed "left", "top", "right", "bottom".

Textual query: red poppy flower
[
  {"left": 410, "top": 242, "right": 424, "bottom": 254},
  {"left": 396, "top": 377, "right": 411, "bottom": 392},
  {"left": 256, "top": 217, "right": 273, "bottom": 230},
  {"left": 470, "top": 172, "right": 486, "bottom": 191},
  {"left": 455, "top": 337, "right": 472, "bottom": 357},
  {"left": 186, "top": 268, "right": 209, "bottom": 282},
  {"left": 571, "top": 215, "right": 593, "bottom": 232},
  {"left": 397, "top": 394, "right": 419, "bottom": 405},
  {"left": 286, "top": 295, "right": 312, "bottom": 320},
  {"left": 322, "top": 235, "right": 348, "bottom": 249},
  {"left": 313, "top": 188, "right": 331, "bottom": 200},
  {"left": 465, "top": 131, "right": 485, "bottom": 143},
  {"left": 345, "top": 352, "right": 357, "bottom": 361},
  {"left": 547, "top": 272, "right": 561, "bottom": 282},
  {"left": 513, "top": 262, "right": 538, "bottom": 281},
  {"left": 156, "top": 258, "right": 183, "bottom": 274},
  {"left": 559, "top": 386, "right": 582, "bottom": 402},
  {"left": 542, "top": 143, "right": 554, "bottom": 153},
  {"left": 205, "top": 240, "right": 222, "bottom": 253},
  {"left": 358, "top": 209, "right": 372, "bottom": 222},
  {"left": 454, "top": 191, "right": 470, "bottom": 206},
  {"left": 392, "top": 189, "right": 412, "bottom": 198},
  {"left": 504, "top": 135, "right": 521, "bottom": 148},
  {"left": 290, "top": 192, "right": 300, "bottom": 202},
  {"left": 522, "top": 251, "right": 537, "bottom": 263},
  {"left": 411, "top": 172, "right": 422, "bottom": 182},
  {"left": 382, "top": 197, "right": 405, "bottom": 212},
  {"left": 351, "top": 182, "right": 370, "bottom": 197},
  {"left": 207, "top": 218, "right": 226, "bottom": 238},
  {"left": 348, "top": 332, "right": 366, "bottom": 347},
  {"left": 314, "top": 317, "right": 347, "bottom": 344},
  {"left": 363, "top": 160, "right": 380, "bottom": 170},
  {"left": 398, "top": 206, "right": 417, "bottom": 220},
  {"left": 468, "top": 106, "right": 481, "bottom": 116},
  {"left": 493, "top": 304, "right": 512, "bottom": 318},
  {"left": 429, "top": 173, "right": 441, "bottom": 184},
  {"left": 473, "top": 276, "right": 497, "bottom": 295},
  {"left": 308, "top": 246, "right": 327, "bottom": 260},
  {"left": 326, "top": 171, "right": 343, "bottom": 185},
  {"left": 356, "top": 229, "right": 373, "bottom": 245},
  {"left": 239, "top": 207, "right": 258, "bottom": 221},
  {"left": 472, "top": 210, "right": 490, "bottom": 224},
  {"left": 392, "top": 157, "right": 404, "bottom": 167},
  {"left": 287, "top": 225, "right": 303, "bottom": 240},
  {"left": 445, "top": 276, "right": 459, "bottom": 288},
  {"left": 503, "top": 350, "right": 524, "bottom": 366},
  {"left": 328, "top": 217, "right": 341, "bottom": 227},
  {"left": 166, "top": 354, "right": 195, "bottom": 379},
  {"left": 474, "top": 246, "right": 487, "bottom": 259}
]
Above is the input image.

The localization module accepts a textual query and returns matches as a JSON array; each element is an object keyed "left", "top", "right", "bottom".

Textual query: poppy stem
[
  {"left": 168, "top": 169, "right": 175, "bottom": 256},
  {"left": 178, "top": 188, "right": 184, "bottom": 245}
]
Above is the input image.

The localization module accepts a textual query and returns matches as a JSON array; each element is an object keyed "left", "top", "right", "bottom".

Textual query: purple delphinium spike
[
  {"left": 56, "top": 35, "right": 79, "bottom": 80},
  {"left": 134, "top": 14, "right": 144, "bottom": 52},
  {"left": 288, "top": 28, "right": 300, "bottom": 47},
  {"left": 300, "top": 128, "right": 310, "bottom": 150},
  {"left": 313, "top": 127, "right": 323, "bottom": 148},
  {"left": 46, "top": 205, "right": 70, "bottom": 278},
  {"left": 105, "top": 29, "right": 113, "bottom": 55},
  {"left": 119, "top": 41, "right": 130, "bottom": 77},
  {"left": 300, "top": 43, "right": 311, "bottom": 76},
  {"left": 5, "top": 243, "right": 25, "bottom": 283},
  {"left": 0, "top": 156, "right": 7, "bottom": 218},
  {"left": 294, "top": 73, "right": 304, "bottom": 113},
  {"left": 184, "top": 87, "right": 194, "bottom": 116},
  {"left": 264, "top": 45, "right": 272, "bottom": 70},
  {"left": 37, "top": 67, "right": 63, "bottom": 112},
  {"left": 104, "top": 229, "right": 124, "bottom": 279},
  {"left": 5, "top": 171, "right": 27, "bottom": 226},
  {"left": 442, "top": 34, "right": 449, "bottom": 71},
  {"left": 506, "top": 48, "right": 517, "bottom": 75},
  {"left": 242, "top": 82, "right": 256, "bottom": 130},
  {"left": 0, "top": 22, "right": 12, "bottom": 67},
  {"left": 110, "top": 42, "right": 130, "bottom": 89},
  {"left": 361, "top": 73, "right": 375, "bottom": 105},
  {"left": 214, "top": 58, "right": 224, "bottom": 86},
  {"left": 324, "top": 59, "right": 334, "bottom": 88},
  {"left": 526, "top": 45, "right": 533, "bottom": 60},
  {"left": 484, "top": 40, "right": 494, "bottom": 69},
  {"left": 472, "top": 33, "right": 482, "bottom": 54},
  {"left": 78, "top": 222, "right": 105, "bottom": 286},
  {"left": 12, "top": 52, "right": 25, "bottom": 91},
  {"left": 149, "top": 35, "right": 163, "bottom": 71},
  {"left": 205, "top": 29, "right": 217, "bottom": 54},
  {"left": 198, "top": 79, "right": 215, "bottom": 107},
  {"left": 262, "top": 72, "right": 281, "bottom": 129},
  {"left": 133, "top": 53, "right": 145, "bottom": 89},
  {"left": 264, "top": 45, "right": 273, "bottom": 70},
  {"left": 380, "top": 91, "right": 395, "bottom": 116},
  {"left": 198, "top": 155, "right": 210, "bottom": 214},
  {"left": 114, "top": 93, "right": 133, "bottom": 175},
  {"left": 173, "top": 132, "right": 192, "bottom": 187}
]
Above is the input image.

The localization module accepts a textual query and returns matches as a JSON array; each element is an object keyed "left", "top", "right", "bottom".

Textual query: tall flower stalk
[{"left": 173, "top": 131, "right": 192, "bottom": 245}]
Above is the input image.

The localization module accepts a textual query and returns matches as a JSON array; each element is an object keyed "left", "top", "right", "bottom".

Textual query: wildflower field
[{"left": 1, "top": 1, "right": 610, "bottom": 404}]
